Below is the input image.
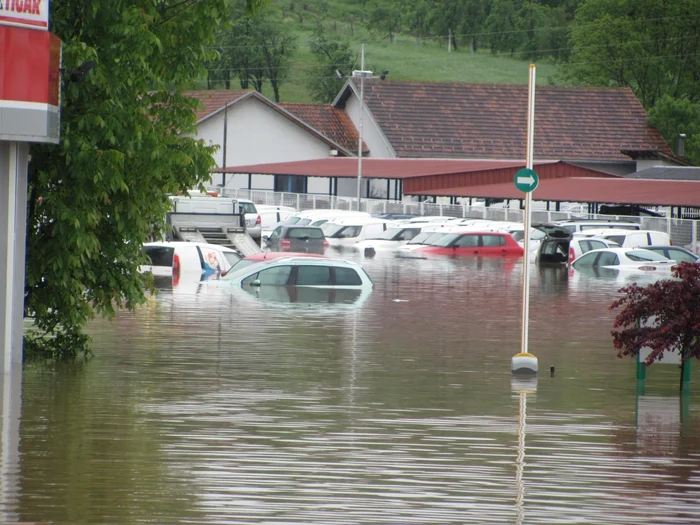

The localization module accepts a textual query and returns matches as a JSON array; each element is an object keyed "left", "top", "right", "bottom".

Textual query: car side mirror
[
  {"left": 263, "top": 235, "right": 269, "bottom": 241},
  {"left": 251, "top": 279, "right": 261, "bottom": 287}
]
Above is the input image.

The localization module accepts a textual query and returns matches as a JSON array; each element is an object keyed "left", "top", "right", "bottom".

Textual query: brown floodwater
[{"left": 3, "top": 250, "right": 700, "bottom": 524}]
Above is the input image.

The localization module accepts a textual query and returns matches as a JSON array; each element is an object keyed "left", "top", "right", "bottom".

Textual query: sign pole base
[{"left": 0, "top": 141, "right": 30, "bottom": 373}]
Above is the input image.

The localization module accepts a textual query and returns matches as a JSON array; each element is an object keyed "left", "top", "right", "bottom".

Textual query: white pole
[
  {"left": 356, "top": 44, "right": 365, "bottom": 212},
  {"left": 520, "top": 64, "right": 536, "bottom": 356}
]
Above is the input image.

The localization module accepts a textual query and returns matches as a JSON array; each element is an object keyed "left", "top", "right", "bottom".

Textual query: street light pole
[{"left": 354, "top": 44, "right": 367, "bottom": 212}]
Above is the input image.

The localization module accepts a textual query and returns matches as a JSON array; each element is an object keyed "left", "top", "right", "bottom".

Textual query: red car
[{"left": 413, "top": 231, "right": 524, "bottom": 257}]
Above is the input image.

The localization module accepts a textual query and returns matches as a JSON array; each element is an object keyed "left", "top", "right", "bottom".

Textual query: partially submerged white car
[
  {"left": 569, "top": 247, "right": 676, "bottom": 277},
  {"left": 352, "top": 226, "right": 424, "bottom": 255},
  {"left": 140, "top": 241, "right": 242, "bottom": 284}
]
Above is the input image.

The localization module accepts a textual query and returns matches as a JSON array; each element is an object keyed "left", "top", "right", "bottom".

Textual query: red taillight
[
  {"left": 669, "top": 239, "right": 673, "bottom": 245},
  {"left": 255, "top": 215, "right": 261, "bottom": 225},
  {"left": 569, "top": 247, "right": 576, "bottom": 263},
  {"left": 280, "top": 239, "right": 292, "bottom": 251},
  {"left": 323, "top": 239, "right": 329, "bottom": 248},
  {"left": 172, "top": 253, "right": 181, "bottom": 285}
]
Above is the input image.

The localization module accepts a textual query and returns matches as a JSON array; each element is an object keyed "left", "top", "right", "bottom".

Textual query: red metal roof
[
  {"left": 216, "top": 157, "right": 698, "bottom": 207},
  {"left": 217, "top": 158, "right": 564, "bottom": 179},
  {"left": 407, "top": 177, "right": 700, "bottom": 207}
]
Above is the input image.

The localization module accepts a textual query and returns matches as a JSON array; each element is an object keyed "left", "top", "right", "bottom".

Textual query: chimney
[{"left": 678, "top": 133, "right": 686, "bottom": 157}]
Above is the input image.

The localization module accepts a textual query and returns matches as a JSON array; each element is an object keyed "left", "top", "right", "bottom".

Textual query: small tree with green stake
[{"left": 610, "top": 262, "right": 700, "bottom": 388}]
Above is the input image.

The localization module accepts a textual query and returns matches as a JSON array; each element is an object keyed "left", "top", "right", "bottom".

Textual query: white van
[
  {"left": 140, "top": 241, "right": 241, "bottom": 284},
  {"left": 583, "top": 228, "right": 671, "bottom": 248},
  {"left": 552, "top": 219, "right": 641, "bottom": 233},
  {"left": 324, "top": 218, "right": 392, "bottom": 247},
  {"left": 257, "top": 205, "right": 297, "bottom": 237}
]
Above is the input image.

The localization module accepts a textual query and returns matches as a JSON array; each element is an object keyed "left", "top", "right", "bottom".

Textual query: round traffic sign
[{"left": 514, "top": 168, "right": 539, "bottom": 193}]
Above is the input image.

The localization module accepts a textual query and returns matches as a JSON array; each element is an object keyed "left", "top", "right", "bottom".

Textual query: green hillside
[
  {"left": 267, "top": 36, "right": 559, "bottom": 103},
  {"left": 216, "top": 0, "right": 562, "bottom": 104}
]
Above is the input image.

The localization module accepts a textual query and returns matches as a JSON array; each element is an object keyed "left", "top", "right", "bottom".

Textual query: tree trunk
[{"left": 272, "top": 83, "right": 281, "bottom": 103}]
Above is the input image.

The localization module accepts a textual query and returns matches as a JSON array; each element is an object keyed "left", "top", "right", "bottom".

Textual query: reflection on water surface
[{"left": 3, "top": 253, "right": 700, "bottom": 524}]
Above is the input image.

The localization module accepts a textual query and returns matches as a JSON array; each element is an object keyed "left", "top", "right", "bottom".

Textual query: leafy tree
[
  {"left": 485, "top": 0, "right": 522, "bottom": 56},
  {"left": 610, "top": 262, "right": 700, "bottom": 383},
  {"left": 307, "top": 24, "right": 356, "bottom": 103},
  {"left": 209, "top": 1, "right": 264, "bottom": 91},
  {"left": 257, "top": 16, "right": 298, "bottom": 102},
  {"left": 208, "top": 3, "right": 296, "bottom": 98},
  {"left": 648, "top": 95, "right": 700, "bottom": 166},
  {"left": 25, "top": 0, "right": 265, "bottom": 361},
  {"left": 404, "top": 0, "right": 431, "bottom": 43},
  {"left": 367, "top": 0, "right": 405, "bottom": 42},
  {"left": 564, "top": 0, "right": 700, "bottom": 108}
]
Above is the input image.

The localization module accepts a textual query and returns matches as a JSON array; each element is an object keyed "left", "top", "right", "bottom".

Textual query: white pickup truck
[{"left": 165, "top": 194, "right": 262, "bottom": 255}]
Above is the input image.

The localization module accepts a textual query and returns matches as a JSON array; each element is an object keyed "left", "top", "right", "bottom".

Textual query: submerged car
[
  {"left": 323, "top": 219, "right": 390, "bottom": 248},
  {"left": 413, "top": 231, "right": 524, "bottom": 257},
  {"left": 225, "top": 251, "right": 328, "bottom": 274},
  {"left": 264, "top": 225, "right": 328, "bottom": 254},
  {"left": 570, "top": 247, "right": 675, "bottom": 277},
  {"left": 534, "top": 224, "right": 620, "bottom": 265},
  {"left": 140, "top": 241, "right": 242, "bottom": 284},
  {"left": 640, "top": 246, "right": 699, "bottom": 264},
  {"left": 353, "top": 227, "right": 423, "bottom": 255},
  {"left": 219, "top": 257, "right": 374, "bottom": 305}
]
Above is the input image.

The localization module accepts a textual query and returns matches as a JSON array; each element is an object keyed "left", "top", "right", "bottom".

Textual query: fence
[{"left": 210, "top": 187, "right": 700, "bottom": 253}]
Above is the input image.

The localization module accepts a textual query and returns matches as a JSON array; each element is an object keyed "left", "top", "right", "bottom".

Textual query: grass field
[{"left": 195, "top": 2, "right": 562, "bottom": 104}]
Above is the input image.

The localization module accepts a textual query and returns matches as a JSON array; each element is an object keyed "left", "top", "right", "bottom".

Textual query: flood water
[{"left": 3, "top": 251, "right": 700, "bottom": 524}]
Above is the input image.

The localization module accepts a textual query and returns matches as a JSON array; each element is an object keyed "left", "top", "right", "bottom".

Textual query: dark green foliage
[
  {"left": 611, "top": 262, "right": 700, "bottom": 364},
  {"left": 648, "top": 96, "right": 700, "bottom": 166},
  {"left": 564, "top": 0, "right": 700, "bottom": 108},
  {"left": 25, "top": 0, "right": 236, "bottom": 360},
  {"left": 307, "top": 24, "right": 355, "bottom": 103},
  {"left": 209, "top": 1, "right": 297, "bottom": 99}
]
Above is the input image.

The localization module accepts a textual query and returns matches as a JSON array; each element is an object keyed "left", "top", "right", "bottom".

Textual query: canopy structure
[{"left": 216, "top": 158, "right": 700, "bottom": 207}]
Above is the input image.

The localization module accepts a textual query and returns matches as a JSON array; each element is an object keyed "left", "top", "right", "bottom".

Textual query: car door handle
[{"left": 474, "top": 251, "right": 479, "bottom": 254}]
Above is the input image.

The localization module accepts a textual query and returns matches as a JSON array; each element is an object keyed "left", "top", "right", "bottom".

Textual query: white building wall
[
  {"left": 196, "top": 98, "right": 335, "bottom": 190},
  {"left": 308, "top": 177, "right": 332, "bottom": 194},
  {"left": 345, "top": 94, "right": 395, "bottom": 159}
]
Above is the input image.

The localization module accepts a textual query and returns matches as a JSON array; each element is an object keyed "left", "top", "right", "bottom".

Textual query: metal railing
[{"left": 209, "top": 187, "right": 700, "bottom": 253}]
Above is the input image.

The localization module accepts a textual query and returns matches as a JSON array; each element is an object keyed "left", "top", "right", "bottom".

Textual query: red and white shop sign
[{"left": 0, "top": 0, "right": 49, "bottom": 31}]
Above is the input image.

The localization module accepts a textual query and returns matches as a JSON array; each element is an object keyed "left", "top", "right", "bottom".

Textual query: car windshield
[
  {"left": 432, "top": 233, "right": 461, "bottom": 247},
  {"left": 625, "top": 250, "right": 672, "bottom": 262},
  {"left": 287, "top": 228, "right": 324, "bottom": 239},
  {"left": 406, "top": 232, "right": 431, "bottom": 245},
  {"left": 322, "top": 223, "right": 343, "bottom": 236},
  {"left": 510, "top": 230, "right": 525, "bottom": 242},
  {"left": 142, "top": 246, "right": 174, "bottom": 266},
  {"left": 239, "top": 202, "right": 257, "bottom": 214},
  {"left": 605, "top": 235, "right": 626, "bottom": 245},
  {"left": 331, "top": 225, "right": 362, "bottom": 239},
  {"left": 227, "top": 259, "right": 258, "bottom": 273},
  {"left": 369, "top": 228, "right": 403, "bottom": 241}
]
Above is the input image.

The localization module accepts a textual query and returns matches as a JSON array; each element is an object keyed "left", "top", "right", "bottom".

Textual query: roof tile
[
  {"left": 183, "top": 90, "right": 251, "bottom": 121},
  {"left": 354, "top": 81, "right": 672, "bottom": 162},
  {"left": 280, "top": 103, "right": 361, "bottom": 153}
]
